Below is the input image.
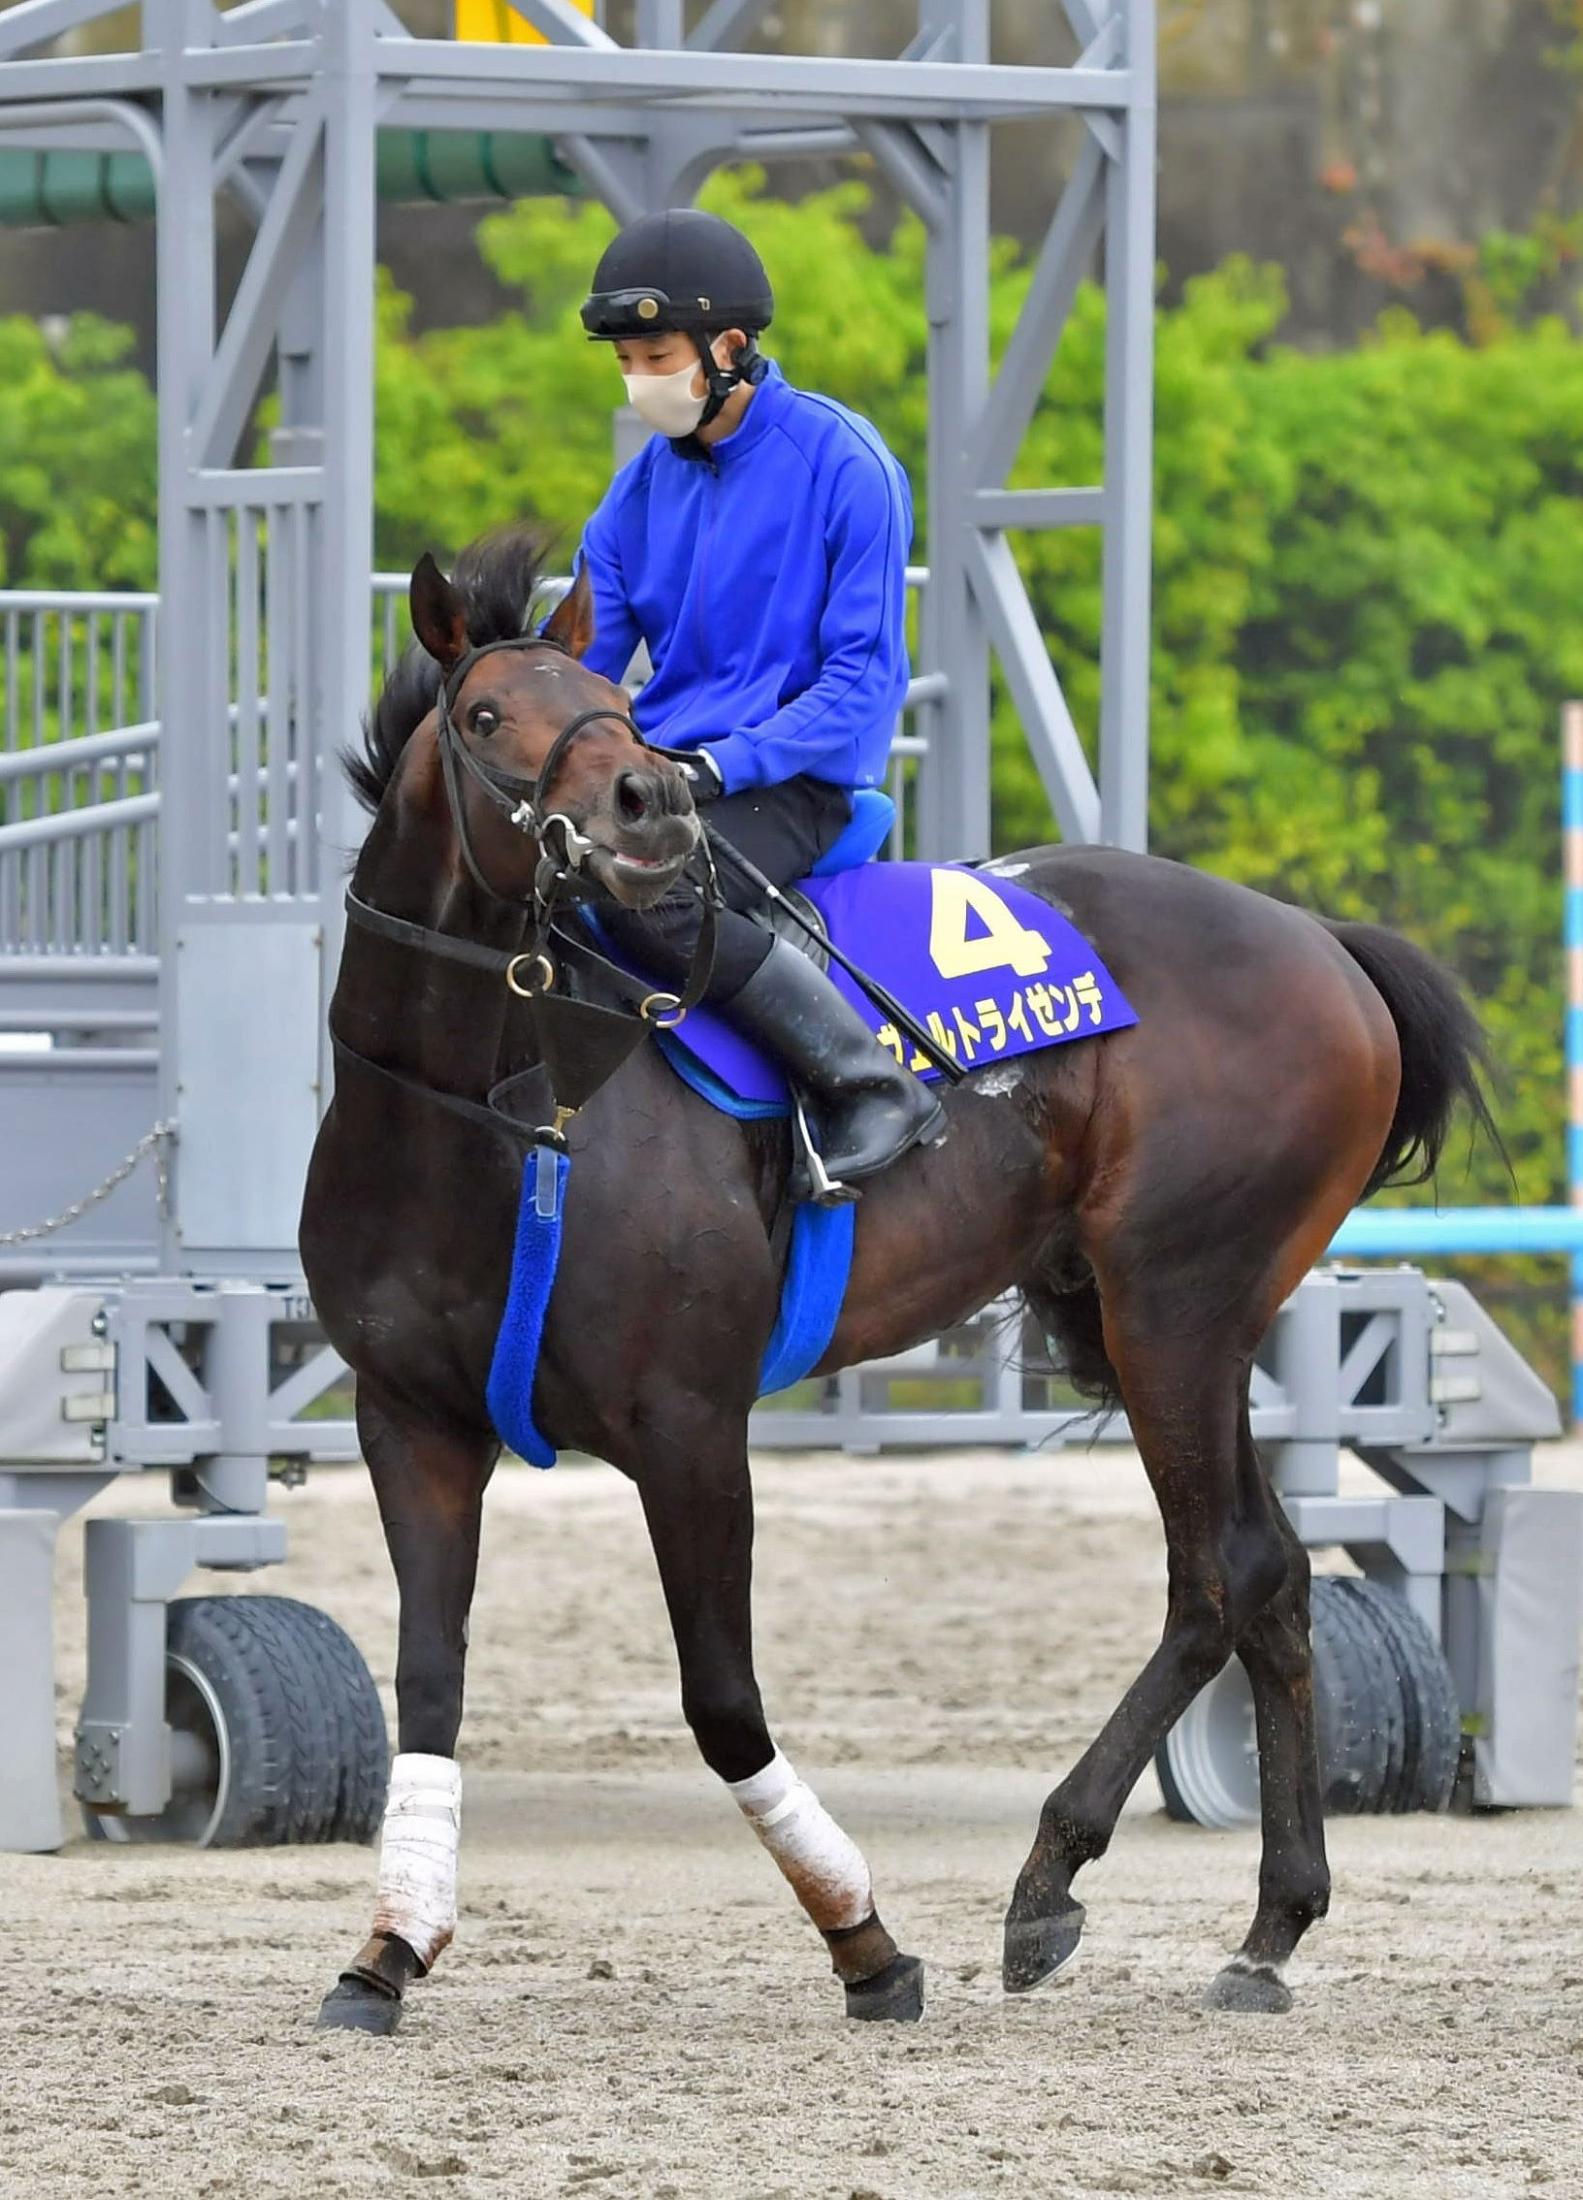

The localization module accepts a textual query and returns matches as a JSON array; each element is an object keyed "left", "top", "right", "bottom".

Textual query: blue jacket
[{"left": 576, "top": 361, "right": 913, "bottom": 794}]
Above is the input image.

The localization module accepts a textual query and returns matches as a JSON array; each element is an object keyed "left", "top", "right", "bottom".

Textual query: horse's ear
[
  {"left": 540, "top": 562, "right": 596, "bottom": 661},
  {"left": 410, "top": 551, "right": 468, "bottom": 671}
]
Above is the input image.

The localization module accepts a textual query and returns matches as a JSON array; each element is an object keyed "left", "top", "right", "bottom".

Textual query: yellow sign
[{"left": 455, "top": 0, "right": 595, "bottom": 44}]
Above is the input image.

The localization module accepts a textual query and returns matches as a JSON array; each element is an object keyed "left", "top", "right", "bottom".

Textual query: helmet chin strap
[{"left": 692, "top": 332, "right": 759, "bottom": 431}]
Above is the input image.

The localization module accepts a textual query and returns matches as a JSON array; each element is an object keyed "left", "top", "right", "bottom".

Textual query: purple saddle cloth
[{"left": 656, "top": 859, "right": 1137, "bottom": 1115}]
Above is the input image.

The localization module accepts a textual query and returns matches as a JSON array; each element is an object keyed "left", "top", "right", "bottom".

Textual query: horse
[{"left": 302, "top": 525, "right": 1495, "bottom": 2037}]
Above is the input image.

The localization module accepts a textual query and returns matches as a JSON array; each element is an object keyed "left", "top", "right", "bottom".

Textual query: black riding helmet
[{"left": 581, "top": 209, "right": 774, "bottom": 431}]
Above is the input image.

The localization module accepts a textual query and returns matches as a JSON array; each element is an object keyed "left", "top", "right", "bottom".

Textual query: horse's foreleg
[
  {"left": 1207, "top": 1434, "right": 1330, "bottom": 2013},
  {"left": 1004, "top": 1329, "right": 1288, "bottom": 1998},
  {"left": 634, "top": 1418, "right": 923, "bottom": 2022},
  {"left": 317, "top": 1388, "right": 495, "bottom": 2036}
]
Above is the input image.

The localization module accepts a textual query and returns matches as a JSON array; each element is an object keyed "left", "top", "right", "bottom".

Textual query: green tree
[{"left": 0, "top": 314, "right": 156, "bottom": 589}]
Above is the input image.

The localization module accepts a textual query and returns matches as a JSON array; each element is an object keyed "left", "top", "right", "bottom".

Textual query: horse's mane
[{"left": 345, "top": 524, "right": 551, "bottom": 815}]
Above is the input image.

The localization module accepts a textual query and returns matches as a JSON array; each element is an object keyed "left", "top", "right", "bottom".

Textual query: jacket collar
[{"left": 666, "top": 359, "right": 787, "bottom": 468}]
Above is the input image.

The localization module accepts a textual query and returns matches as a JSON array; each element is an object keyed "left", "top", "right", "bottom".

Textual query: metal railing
[
  {"left": 0, "top": 592, "right": 159, "bottom": 957},
  {"left": 1, "top": 569, "right": 938, "bottom": 971}
]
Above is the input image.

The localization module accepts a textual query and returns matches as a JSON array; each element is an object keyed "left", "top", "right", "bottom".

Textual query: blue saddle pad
[{"left": 664, "top": 858, "right": 1136, "bottom": 1112}]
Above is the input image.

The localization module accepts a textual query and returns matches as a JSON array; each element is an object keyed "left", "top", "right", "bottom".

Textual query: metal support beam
[
  {"left": 852, "top": 116, "right": 947, "bottom": 232},
  {"left": 189, "top": 98, "right": 324, "bottom": 469},
  {"left": 687, "top": 0, "right": 775, "bottom": 52},
  {"left": 500, "top": 0, "right": 615, "bottom": 47},
  {"left": 967, "top": 132, "right": 1106, "bottom": 488},
  {"left": 1097, "top": 0, "right": 1155, "bottom": 849},
  {"left": 76, "top": 1510, "right": 286, "bottom": 1818},
  {"left": 912, "top": 0, "right": 990, "bottom": 859},
  {"left": 312, "top": 0, "right": 380, "bottom": 1101},
  {"left": 372, "top": 44, "right": 1134, "bottom": 122},
  {"left": 966, "top": 530, "right": 1100, "bottom": 843},
  {"left": 0, "top": 0, "right": 130, "bottom": 64},
  {"left": 213, "top": 0, "right": 316, "bottom": 46}
]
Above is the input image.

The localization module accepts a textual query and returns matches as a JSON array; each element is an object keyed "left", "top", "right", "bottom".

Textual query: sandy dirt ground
[{"left": 4, "top": 1442, "right": 1583, "bottom": 2200}]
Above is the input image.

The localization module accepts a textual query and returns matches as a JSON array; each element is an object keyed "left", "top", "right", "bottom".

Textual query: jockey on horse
[{"left": 574, "top": 207, "right": 945, "bottom": 1189}]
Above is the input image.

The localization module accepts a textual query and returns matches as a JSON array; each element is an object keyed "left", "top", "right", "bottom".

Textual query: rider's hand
[{"left": 683, "top": 748, "right": 725, "bottom": 803}]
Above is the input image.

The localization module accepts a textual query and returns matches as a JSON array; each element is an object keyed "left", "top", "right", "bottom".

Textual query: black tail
[{"left": 1324, "top": 920, "right": 1508, "bottom": 1198}]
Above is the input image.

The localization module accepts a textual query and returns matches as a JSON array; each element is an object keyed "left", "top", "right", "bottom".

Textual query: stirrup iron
[{"left": 792, "top": 1091, "right": 860, "bottom": 1207}]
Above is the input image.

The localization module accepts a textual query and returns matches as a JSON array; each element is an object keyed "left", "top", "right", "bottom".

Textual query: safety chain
[{"left": 0, "top": 1119, "right": 175, "bottom": 1247}]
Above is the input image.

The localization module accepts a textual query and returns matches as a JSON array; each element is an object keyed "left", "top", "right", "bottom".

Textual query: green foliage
[
  {"left": 368, "top": 170, "right": 939, "bottom": 569},
  {"left": 1173, "top": 308, "right": 1583, "bottom": 1216},
  {"left": 0, "top": 315, "right": 157, "bottom": 590}
]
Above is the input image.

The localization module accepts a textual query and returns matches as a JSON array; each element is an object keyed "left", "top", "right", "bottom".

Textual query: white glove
[{"left": 685, "top": 748, "right": 725, "bottom": 802}]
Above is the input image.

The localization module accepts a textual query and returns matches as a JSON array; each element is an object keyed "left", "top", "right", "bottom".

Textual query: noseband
[{"left": 433, "top": 632, "right": 648, "bottom": 903}]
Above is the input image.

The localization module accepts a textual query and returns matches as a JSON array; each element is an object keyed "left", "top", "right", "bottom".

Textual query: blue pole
[
  {"left": 1565, "top": 702, "right": 1583, "bottom": 1427},
  {"left": 1329, "top": 1207, "right": 1583, "bottom": 1256}
]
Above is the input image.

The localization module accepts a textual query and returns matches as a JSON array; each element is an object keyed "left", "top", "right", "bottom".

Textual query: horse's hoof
[
  {"left": 1002, "top": 1904, "right": 1085, "bottom": 1995},
  {"left": 1202, "top": 1960, "right": 1292, "bottom": 2016},
  {"left": 844, "top": 1952, "right": 925, "bottom": 2024},
  {"left": 317, "top": 1974, "right": 405, "bottom": 2035}
]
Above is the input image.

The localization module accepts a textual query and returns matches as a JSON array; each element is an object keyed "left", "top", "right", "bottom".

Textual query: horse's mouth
[{"left": 585, "top": 831, "right": 697, "bottom": 909}]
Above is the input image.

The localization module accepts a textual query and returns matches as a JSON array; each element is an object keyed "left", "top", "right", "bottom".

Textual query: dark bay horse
[{"left": 303, "top": 528, "right": 1494, "bottom": 2036}]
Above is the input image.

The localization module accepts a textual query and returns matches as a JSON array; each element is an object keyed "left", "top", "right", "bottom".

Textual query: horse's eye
[{"left": 471, "top": 706, "right": 500, "bottom": 737}]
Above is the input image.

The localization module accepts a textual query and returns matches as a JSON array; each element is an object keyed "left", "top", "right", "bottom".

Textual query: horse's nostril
[{"left": 616, "top": 770, "right": 653, "bottom": 826}]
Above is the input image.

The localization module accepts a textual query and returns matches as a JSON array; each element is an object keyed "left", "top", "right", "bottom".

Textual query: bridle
[
  {"left": 432, "top": 631, "right": 641, "bottom": 903},
  {"left": 338, "top": 630, "right": 720, "bottom": 1154}
]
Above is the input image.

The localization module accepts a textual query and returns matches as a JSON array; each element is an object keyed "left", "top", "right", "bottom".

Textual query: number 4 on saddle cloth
[
  {"left": 485, "top": 791, "right": 1137, "bottom": 1469},
  {"left": 657, "top": 794, "right": 1138, "bottom": 1114}
]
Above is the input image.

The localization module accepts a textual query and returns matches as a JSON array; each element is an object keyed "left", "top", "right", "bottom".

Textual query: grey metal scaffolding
[
  {"left": 0, "top": 1, "right": 1159, "bottom": 1837},
  {"left": 0, "top": 0, "right": 1156, "bottom": 1278}
]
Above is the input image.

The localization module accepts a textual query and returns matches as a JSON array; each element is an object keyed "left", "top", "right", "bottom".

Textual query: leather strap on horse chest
[{"left": 338, "top": 874, "right": 719, "bottom": 1151}]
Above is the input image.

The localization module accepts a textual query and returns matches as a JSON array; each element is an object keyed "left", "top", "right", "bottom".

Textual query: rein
[{"left": 335, "top": 632, "right": 720, "bottom": 1152}]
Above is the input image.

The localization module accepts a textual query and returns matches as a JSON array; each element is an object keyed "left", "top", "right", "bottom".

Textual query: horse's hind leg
[
  {"left": 1204, "top": 1411, "right": 1330, "bottom": 2013},
  {"left": 629, "top": 1399, "right": 923, "bottom": 2022},
  {"left": 318, "top": 1386, "right": 495, "bottom": 2036},
  {"left": 1004, "top": 1312, "right": 1289, "bottom": 1996}
]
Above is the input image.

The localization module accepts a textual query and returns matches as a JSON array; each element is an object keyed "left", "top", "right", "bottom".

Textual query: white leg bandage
[
  {"left": 371, "top": 1753, "right": 462, "bottom": 1971},
  {"left": 728, "top": 1749, "right": 873, "bottom": 1932}
]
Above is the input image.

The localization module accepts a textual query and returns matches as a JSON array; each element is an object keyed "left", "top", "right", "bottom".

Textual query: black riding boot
[{"left": 722, "top": 938, "right": 947, "bottom": 1192}]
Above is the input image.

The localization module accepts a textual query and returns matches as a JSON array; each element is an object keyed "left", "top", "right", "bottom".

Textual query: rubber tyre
[
  {"left": 81, "top": 1595, "right": 385, "bottom": 1848},
  {"left": 1156, "top": 1575, "right": 1401, "bottom": 1825},
  {"left": 1331, "top": 1578, "right": 1459, "bottom": 1813},
  {"left": 241, "top": 1595, "right": 389, "bottom": 1844},
  {"left": 1310, "top": 1574, "right": 1400, "bottom": 1815}
]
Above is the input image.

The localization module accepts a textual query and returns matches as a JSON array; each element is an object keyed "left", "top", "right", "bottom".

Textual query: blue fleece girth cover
[{"left": 486, "top": 1148, "right": 855, "bottom": 1470}]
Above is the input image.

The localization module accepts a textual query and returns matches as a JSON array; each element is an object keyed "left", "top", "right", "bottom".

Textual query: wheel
[
  {"left": 241, "top": 1596, "right": 390, "bottom": 1844},
  {"left": 1310, "top": 1574, "right": 1400, "bottom": 1814},
  {"left": 82, "top": 1595, "right": 387, "bottom": 1848},
  {"left": 1156, "top": 1653, "right": 1261, "bottom": 1828},
  {"left": 1330, "top": 1578, "right": 1460, "bottom": 1812},
  {"left": 1156, "top": 1575, "right": 1401, "bottom": 1827}
]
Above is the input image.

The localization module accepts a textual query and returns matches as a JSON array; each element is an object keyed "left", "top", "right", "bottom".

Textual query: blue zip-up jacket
[{"left": 575, "top": 361, "right": 913, "bottom": 794}]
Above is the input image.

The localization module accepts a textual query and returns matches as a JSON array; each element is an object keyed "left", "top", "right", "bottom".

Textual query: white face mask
[{"left": 621, "top": 356, "right": 709, "bottom": 439}]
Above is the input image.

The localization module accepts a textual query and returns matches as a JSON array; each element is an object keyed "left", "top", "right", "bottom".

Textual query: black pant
[{"left": 597, "top": 774, "right": 852, "bottom": 1004}]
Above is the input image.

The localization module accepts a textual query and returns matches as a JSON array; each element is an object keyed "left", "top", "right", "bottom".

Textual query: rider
[{"left": 574, "top": 207, "right": 944, "bottom": 1190}]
